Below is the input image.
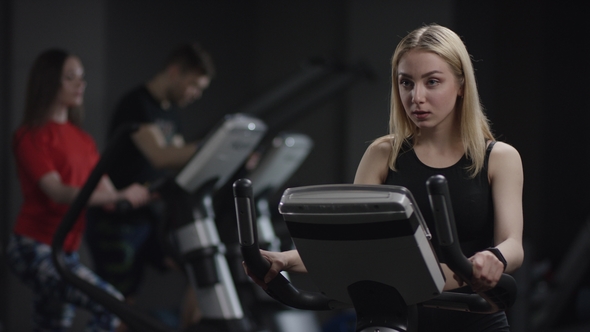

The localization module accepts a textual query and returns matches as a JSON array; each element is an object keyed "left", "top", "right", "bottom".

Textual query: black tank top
[{"left": 384, "top": 141, "right": 495, "bottom": 260}]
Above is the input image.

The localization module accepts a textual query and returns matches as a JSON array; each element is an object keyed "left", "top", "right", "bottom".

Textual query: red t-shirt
[{"left": 12, "top": 121, "right": 100, "bottom": 252}]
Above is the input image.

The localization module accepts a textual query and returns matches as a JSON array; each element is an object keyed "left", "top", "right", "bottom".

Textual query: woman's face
[
  {"left": 397, "top": 49, "right": 462, "bottom": 131},
  {"left": 56, "top": 56, "right": 86, "bottom": 108}
]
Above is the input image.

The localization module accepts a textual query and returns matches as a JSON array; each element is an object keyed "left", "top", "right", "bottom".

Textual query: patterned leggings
[{"left": 6, "top": 233, "right": 124, "bottom": 332}]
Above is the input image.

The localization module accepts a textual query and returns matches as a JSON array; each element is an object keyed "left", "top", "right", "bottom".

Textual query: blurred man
[{"left": 85, "top": 43, "right": 215, "bottom": 329}]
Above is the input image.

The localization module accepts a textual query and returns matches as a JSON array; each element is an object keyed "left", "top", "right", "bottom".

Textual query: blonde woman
[{"left": 248, "top": 25, "right": 524, "bottom": 331}]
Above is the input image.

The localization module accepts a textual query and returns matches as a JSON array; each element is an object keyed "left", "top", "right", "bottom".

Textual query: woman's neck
[
  {"left": 48, "top": 104, "right": 68, "bottom": 123},
  {"left": 413, "top": 127, "right": 464, "bottom": 168},
  {"left": 414, "top": 115, "right": 462, "bottom": 148}
]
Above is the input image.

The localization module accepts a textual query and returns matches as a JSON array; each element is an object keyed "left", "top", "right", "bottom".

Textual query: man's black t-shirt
[{"left": 108, "top": 85, "right": 183, "bottom": 189}]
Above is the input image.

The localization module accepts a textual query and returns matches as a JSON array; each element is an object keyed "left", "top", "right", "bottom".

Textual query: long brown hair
[{"left": 20, "top": 48, "right": 83, "bottom": 128}]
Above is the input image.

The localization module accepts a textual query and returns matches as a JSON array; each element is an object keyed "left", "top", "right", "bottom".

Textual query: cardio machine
[
  {"left": 225, "top": 132, "right": 320, "bottom": 332},
  {"left": 159, "top": 113, "right": 267, "bottom": 331},
  {"left": 232, "top": 175, "right": 518, "bottom": 332},
  {"left": 52, "top": 113, "right": 267, "bottom": 332},
  {"left": 245, "top": 132, "right": 314, "bottom": 252}
]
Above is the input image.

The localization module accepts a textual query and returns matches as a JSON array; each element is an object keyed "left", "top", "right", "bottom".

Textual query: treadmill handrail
[
  {"left": 51, "top": 123, "right": 173, "bottom": 332},
  {"left": 234, "top": 177, "right": 518, "bottom": 314}
]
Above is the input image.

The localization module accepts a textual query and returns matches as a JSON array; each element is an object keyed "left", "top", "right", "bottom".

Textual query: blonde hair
[{"left": 384, "top": 24, "right": 494, "bottom": 177}]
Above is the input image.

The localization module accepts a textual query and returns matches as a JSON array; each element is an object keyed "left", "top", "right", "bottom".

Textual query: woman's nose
[{"left": 412, "top": 84, "right": 425, "bottom": 104}]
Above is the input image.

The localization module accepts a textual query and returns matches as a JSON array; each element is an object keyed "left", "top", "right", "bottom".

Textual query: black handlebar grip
[
  {"left": 426, "top": 175, "right": 472, "bottom": 282},
  {"left": 233, "top": 178, "right": 259, "bottom": 248},
  {"left": 232, "top": 178, "right": 336, "bottom": 310},
  {"left": 426, "top": 175, "right": 517, "bottom": 312},
  {"left": 233, "top": 179, "right": 274, "bottom": 283},
  {"left": 114, "top": 200, "right": 133, "bottom": 213}
]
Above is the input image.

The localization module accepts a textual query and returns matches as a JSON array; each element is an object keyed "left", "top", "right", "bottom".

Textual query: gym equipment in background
[
  {"left": 53, "top": 113, "right": 267, "bottom": 332},
  {"left": 153, "top": 113, "right": 267, "bottom": 331}
]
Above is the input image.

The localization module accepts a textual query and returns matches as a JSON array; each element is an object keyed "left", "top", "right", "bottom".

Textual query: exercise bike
[{"left": 232, "top": 176, "right": 518, "bottom": 332}]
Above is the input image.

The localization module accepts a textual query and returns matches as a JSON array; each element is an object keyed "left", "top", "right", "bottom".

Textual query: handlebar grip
[
  {"left": 426, "top": 175, "right": 517, "bottom": 312},
  {"left": 426, "top": 175, "right": 472, "bottom": 282},
  {"left": 481, "top": 274, "right": 517, "bottom": 311},
  {"left": 114, "top": 200, "right": 133, "bottom": 213},
  {"left": 232, "top": 178, "right": 336, "bottom": 310}
]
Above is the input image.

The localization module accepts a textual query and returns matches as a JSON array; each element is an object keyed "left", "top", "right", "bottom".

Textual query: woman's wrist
[{"left": 485, "top": 247, "right": 507, "bottom": 272}]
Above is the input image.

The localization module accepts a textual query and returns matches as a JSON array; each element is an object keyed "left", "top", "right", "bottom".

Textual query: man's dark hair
[{"left": 164, "top": 43, "right": 215, "bottom": 78}]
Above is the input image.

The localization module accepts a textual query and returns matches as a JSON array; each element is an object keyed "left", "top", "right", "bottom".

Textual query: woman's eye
[
  {"left": 63, "top": 74, "right": 84, "bottom": 81},
  {"left": 427, "top": 79, "right": 440, "bottom": 86},
  {"left": 399, "top": 79, "right": 412, "bottom": 88}
]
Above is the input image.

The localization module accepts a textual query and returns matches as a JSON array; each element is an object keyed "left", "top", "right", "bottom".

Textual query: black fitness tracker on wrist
[{"left": 485, "top": 247, "right": 507, "bottom": 272}]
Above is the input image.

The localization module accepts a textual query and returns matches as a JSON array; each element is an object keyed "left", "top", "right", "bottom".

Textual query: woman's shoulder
[
  {"left": 488, "top": 141, "right": 523, "bottom": 176},
  {"left": 13, "top": 123, "right": 51, "bottom": 144},
  {"left": 65, "top": 122, "right": 98, "bottom": 145},
  {"left": 489, "top": 141, "right": 521, "bottom": 159},
  {"left": 368, "top": 135, "right": 394, "bottom": 154},
  {"left": 355, "top": 135, "right": 395, "bottom": 184}
]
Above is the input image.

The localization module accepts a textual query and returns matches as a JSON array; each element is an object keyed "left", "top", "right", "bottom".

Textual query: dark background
[{"left": 1, "top": 1, "right": 589, "bottom": 331}]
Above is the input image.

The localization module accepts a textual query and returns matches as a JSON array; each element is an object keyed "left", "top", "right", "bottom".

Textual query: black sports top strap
[{"left": 484, "top": 141, "right": 496, "bottom": 171}]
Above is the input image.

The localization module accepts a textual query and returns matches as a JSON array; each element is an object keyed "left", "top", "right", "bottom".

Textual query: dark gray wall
[
  {"left": 0, "top": 1, "right": 12, "bottom": 331},
  {"left": 2, "top": 1, "right": 589, "bottom": 331}
]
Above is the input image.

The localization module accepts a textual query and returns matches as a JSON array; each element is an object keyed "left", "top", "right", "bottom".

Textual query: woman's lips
[{"left": 413, "top": 110, "right": 429, "bottom": 120}]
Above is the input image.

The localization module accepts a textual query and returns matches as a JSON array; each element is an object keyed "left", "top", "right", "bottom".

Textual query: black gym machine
[
  {"left": 53, "top": 112, "right": 268, "bottom": 332},
  {"left": 233, "top": 175, "right": 518, "bottom": 332}
]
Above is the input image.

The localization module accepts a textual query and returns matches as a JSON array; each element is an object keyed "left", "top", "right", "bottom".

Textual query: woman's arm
[
  {"left": 488, "top": 142, "right": 524, "bottom": 272},
  {"left": 468, "top": 142, "right": 524, "bottom": 292},
  {"left": 38, "top": 172, "right": 150, "bottom": 208}
]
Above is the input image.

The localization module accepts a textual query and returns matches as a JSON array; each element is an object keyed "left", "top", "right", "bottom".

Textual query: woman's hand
[
  {"left": 242, "top": 249, "right": 306, "bottom": 290},
  {"left": 103, "top": 182, "right": 152, "bottom": 211},
  {"left": 467, "top": 250, "right": 505, "bottom": 292},
  {"left": 242, "top": 250, "right": 287, "bottom": 290}
]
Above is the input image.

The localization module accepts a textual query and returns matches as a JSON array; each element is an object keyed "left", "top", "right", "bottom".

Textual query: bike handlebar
[
  {"left": 233, "top": 178, "right": 338, "bottom": 310},
  {"left": 426, "top": 174, "right": 517, "bottom": 312}
]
